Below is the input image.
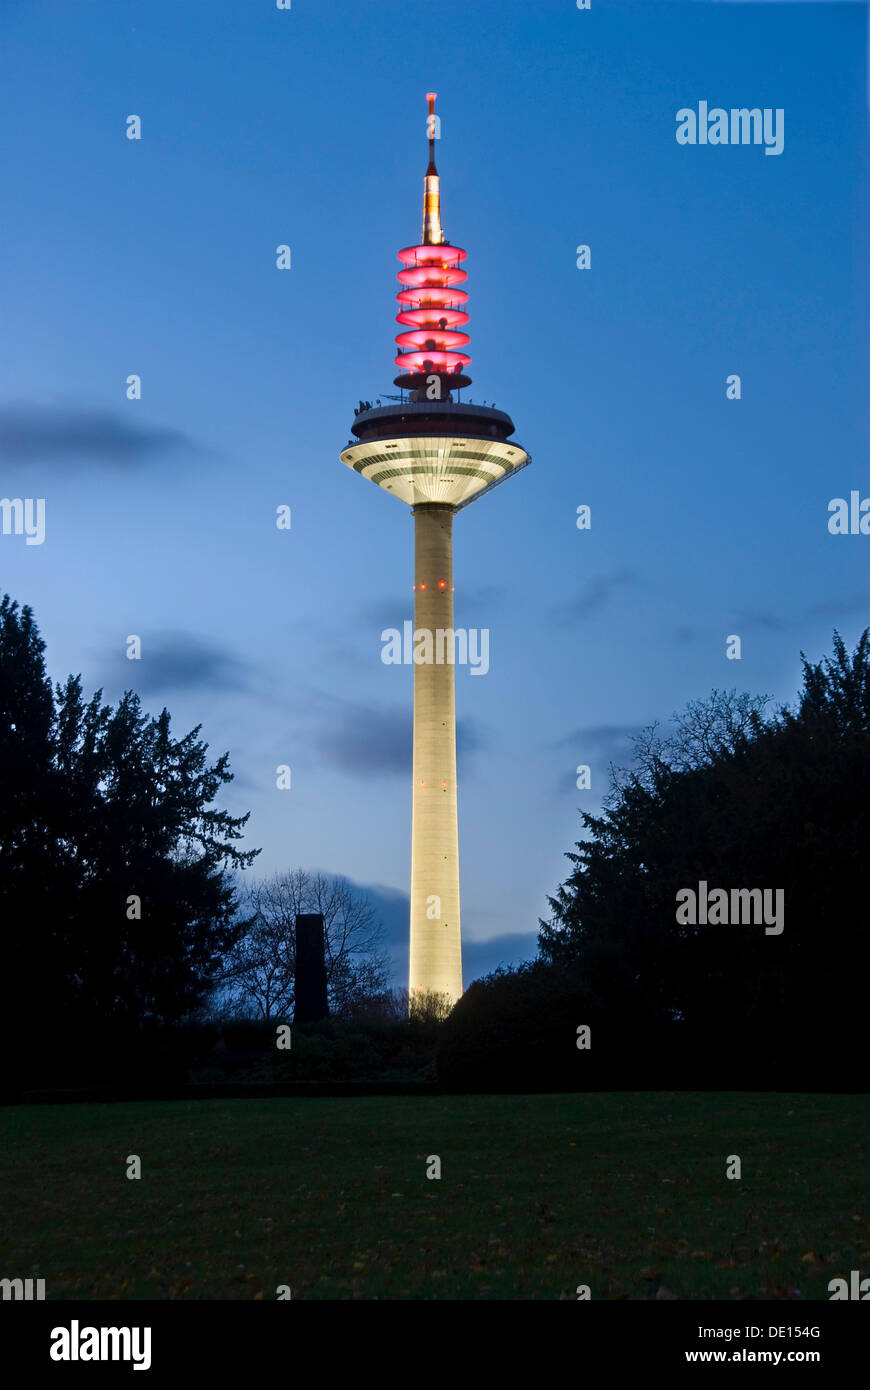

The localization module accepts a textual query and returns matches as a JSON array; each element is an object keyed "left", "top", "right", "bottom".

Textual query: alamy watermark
[
  {"left": 381, "top": 623, "right": 490, "bottom": 675},
  {"left": 829, "top": 1271, "right": 870, "bottom": 1299},
  {"left": 676, "top": 882, "right": 784, "bottom": 935},
  {"left": 1, "top": 1277, "right": 45, "bottom": 1299},
  {"left": 828, "top": 492, "right": 870, "bottom": 535},
  {"left": 676, "top": 103, "right": 784, "bottom": 156},
  {"left": 0, "top": 497, "right": 45, "bottom": 545},
  {"left": 50, "top": 1321, "right": 151, "bottom": 1370}
]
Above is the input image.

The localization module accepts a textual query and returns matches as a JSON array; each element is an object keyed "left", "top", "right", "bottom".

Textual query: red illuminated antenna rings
[
  {"left": 397, "top": 265, "right": 468, "bottom": 288},
  {"left": 396, "top": 287, "right": 469, "bottom": 308},
  {"left": 398, "top": 245, "right": 465, "bottom": 266},
  {"left": 392, "top": 93, "right": 472, "bottom": 391},
  {"left": 394, "top": 242, "right": 471, "bottom": 378},
  {"left": 396, "top": 307, "right": 469, "bottom": 329},
  {"left": 396, "top": 329, "right": 470, "bottom": 350}
]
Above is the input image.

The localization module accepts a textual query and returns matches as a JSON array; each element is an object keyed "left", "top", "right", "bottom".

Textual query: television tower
[{"left": 340, "top": 94, "right": 530, "bottom": 1008}]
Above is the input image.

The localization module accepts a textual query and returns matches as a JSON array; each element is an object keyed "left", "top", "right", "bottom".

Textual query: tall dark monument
[{"left": 294, "top": 913, "right": 329, "bottom": 1023}]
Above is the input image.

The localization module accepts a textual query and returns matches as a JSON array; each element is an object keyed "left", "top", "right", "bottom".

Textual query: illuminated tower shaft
[
  {"left": 339, "top": 93, "right": 530, "bottom": 1010},
  {"left": 409, "top": 504, "right": 460, "bottom": 999}
]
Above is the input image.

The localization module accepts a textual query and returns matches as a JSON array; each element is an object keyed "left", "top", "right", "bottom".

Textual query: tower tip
[{"left": 423, "top": 92, "right": 441, "bottom": 233}]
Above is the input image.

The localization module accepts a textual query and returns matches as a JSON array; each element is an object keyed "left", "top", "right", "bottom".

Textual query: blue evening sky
[{"left": 1, "top": 0, "right": 867, "bottom": 985}]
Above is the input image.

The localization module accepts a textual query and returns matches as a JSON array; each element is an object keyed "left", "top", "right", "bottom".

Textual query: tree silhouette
[
  {"left": 536, "top": 629, "right": 870, "bottom": 1082},
  {"left": 1, "top": 592, "right": 259, "bottom": 1082}
]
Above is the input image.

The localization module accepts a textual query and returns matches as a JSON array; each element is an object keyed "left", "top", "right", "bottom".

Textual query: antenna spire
[
  {"left": 422, "top": 92, "right": 443, "bottom": 245},
  {"left": 394, "top": 94, "right": 471, "bottom": 395}
]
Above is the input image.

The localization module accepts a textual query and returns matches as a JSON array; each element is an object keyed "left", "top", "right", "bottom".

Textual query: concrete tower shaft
[{"left": 409, "top": 504, "right": 461, "bottom": 1001}]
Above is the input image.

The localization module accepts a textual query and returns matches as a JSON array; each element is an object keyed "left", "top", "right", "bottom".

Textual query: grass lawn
[{"left": 2, "top": 1091, "right": 868, "bottom": 1299}]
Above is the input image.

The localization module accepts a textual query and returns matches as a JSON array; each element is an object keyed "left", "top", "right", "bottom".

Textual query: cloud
[
  {"left": 324, "top": 878, "right": 538, "bottom": 989},
  {"left": 677, "top": 599, "right": 869, "bottom": 642},
  {"left": 345, "top": 881, "right": 409, "bottom": 968},
  {"left": 454, "top": 721, "right": 485, "bottom": 764},
  {"left": 453, "top": 584, "right": 505, "bottom": 616},
  {"left": 317, "top": 703, "right": 410, "bottom": 776},
  {"left": 809, "top": 592, "right": 870, "bottom": 618},
  {"left": 314, "top": 700, "right": 485, "bottom": 777},
  {"left": 462, "top": 932, "right": 539, "bottom": 985},
  {"left": 0, "top": 403, "right": 196, "bottom": 465},
  {"left": 553, "top": 723, "right": 642, "bottom": 795},
  {"left": 105, "top": 631, "right": 251, "bottom": 695},
  {"left": 731, "top": 597, "right": 870, "bottom": 630},
  {"left": 734, "top": 610, "right": 789, "bottom": 633},
  {"left": 359, "top": 599, "right": 413, "bottom": 631},
  {"left": 550, "top": 568, "right": 638, "bottom": 624},
  {"left": 554, "top": 722, "right": 642, "bottom": 765}
]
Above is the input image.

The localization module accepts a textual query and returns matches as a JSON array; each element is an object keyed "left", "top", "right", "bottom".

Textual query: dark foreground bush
[
  {"left": 11, "top": 1012, "right": 441, "bottom": 1095},
  {"left": 436, "top": 961, "right": 662, "bottom": 1092},
  {"left": 244, "top": 1016, "right": 440, "bottom": 1084},
  {"left": 436, "top": 959, "right": 859, "bottom": 1093}
]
